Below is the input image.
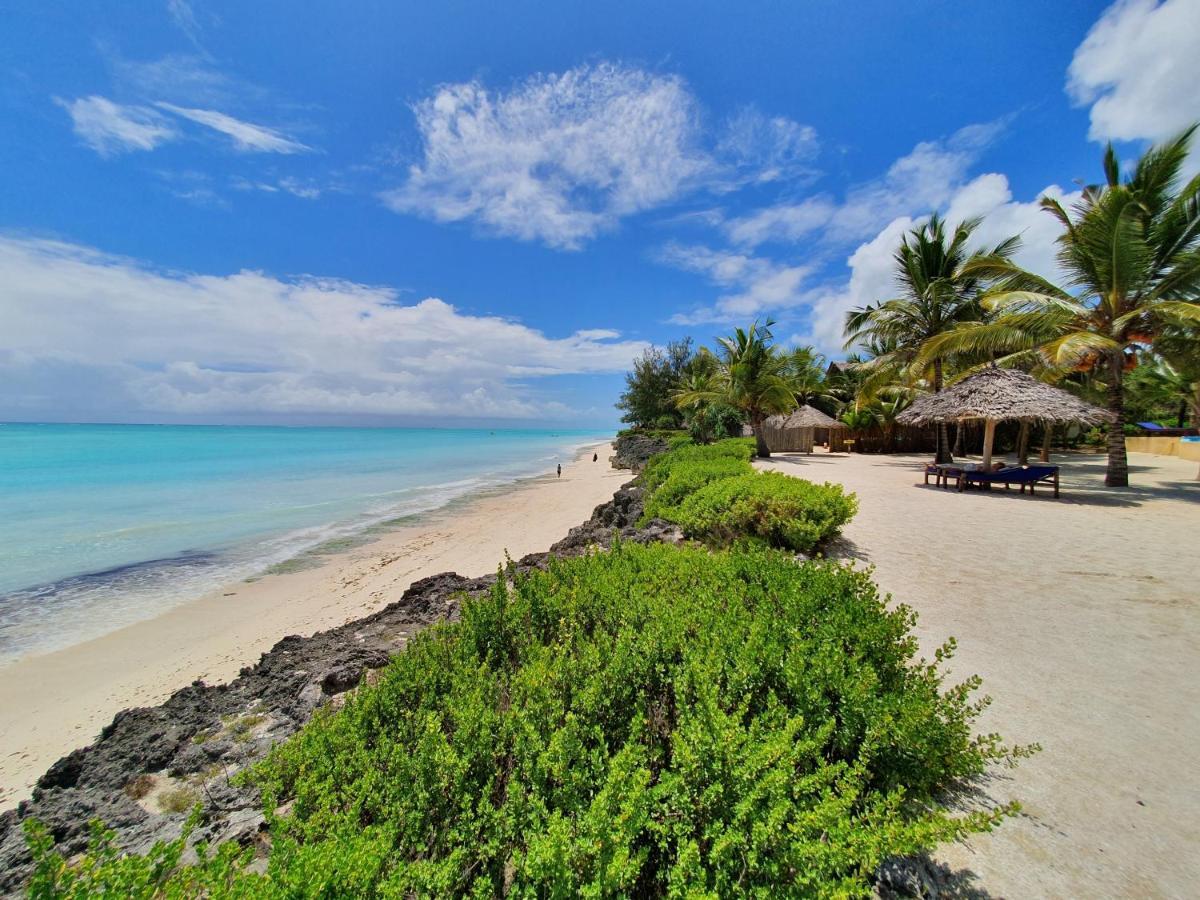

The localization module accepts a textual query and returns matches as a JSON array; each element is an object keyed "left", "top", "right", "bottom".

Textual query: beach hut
[
  {"left": 761, "top": 405, "right": 842, "bottom": 453},
  {"left": 896, "top": 367, "right": 1111, "bottom": 469},
  {"left": 792, "top": 404, "right": 847, "bottom": 449}
]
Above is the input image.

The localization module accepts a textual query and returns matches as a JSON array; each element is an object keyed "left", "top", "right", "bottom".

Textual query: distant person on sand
[
  {"left": 593, "top": 452, "right": 598, "bottom": 462},
  {"left": 557, "top": 463, "right": 562, "bottom": 477}
]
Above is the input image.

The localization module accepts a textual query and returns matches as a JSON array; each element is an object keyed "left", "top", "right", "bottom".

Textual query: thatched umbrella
[{"left": 896, "top": 368, "right": 1111, "bottom": 469}]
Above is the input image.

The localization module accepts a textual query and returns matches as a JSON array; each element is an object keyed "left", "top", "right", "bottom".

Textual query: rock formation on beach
[
  {"left": 608, "top": 432, "right": 670, "bottom": 471},
  {"left": 0, "top": 471, "right": 680, "bottom": 895}
]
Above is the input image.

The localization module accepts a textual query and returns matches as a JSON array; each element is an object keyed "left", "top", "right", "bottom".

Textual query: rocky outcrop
[
  {"left": 610, "top": 433, "right": 670, "bottom": 471},
  {"left": 0, "top": 476, "right": 681, "bottom": 895}
]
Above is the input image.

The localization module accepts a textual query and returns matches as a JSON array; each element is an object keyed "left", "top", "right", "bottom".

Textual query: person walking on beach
[
  {"left": 593, "top": 452, "right": 598, "bottom": 462},
  {"left": 557, "top": 463, "right": 562, "bottom": 477}
]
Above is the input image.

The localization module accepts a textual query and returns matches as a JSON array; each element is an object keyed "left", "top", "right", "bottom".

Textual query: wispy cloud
[
  {"left": 660, "top": 243, "right": 813, "bottom": 326},
  {"left": 56, "top": 96, "right": 178, "bottom": 156},
  {"left": 165, "top": 0, "right": 203, "bottom": 47},
  {"left": 1068, "top": 0, "right": 1200, "bottom": 145},
  {"left": 723, "top": 121, "right": 1005, "bottom": 248},
  {"left": 155, "top": 102, "right": 310, "bottom": 153},
  {"left": 715, "top": 107, "right": 820, "bottom": 186},
  {"left": 232, "top": 176, "right": 323, "bottom": 199},
  {"left": 0, "top": 236, "right": 646, "bottom": 421}
]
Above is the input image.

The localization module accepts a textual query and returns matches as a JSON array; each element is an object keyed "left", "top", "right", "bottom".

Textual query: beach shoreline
[{"left": 0, "top": 441, "right": 620, "bottom": 813}]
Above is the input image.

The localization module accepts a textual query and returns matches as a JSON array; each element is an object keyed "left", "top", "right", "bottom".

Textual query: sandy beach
[
  {"left": 757, "top": 450, "right": 1199, "bottom": 898},
  {"left": 0, "top": 443, "right": 623, "bottom": 813}
]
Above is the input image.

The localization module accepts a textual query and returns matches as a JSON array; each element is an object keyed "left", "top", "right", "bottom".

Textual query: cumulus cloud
[
  {"left": 795, "top": 176, "right": 1084, "bottom": 355},
  {"left": 383, "top": 63, "right": 713, "bottom": 249},
  {"left": 0, "top": 237, "right": 646, "bottom": 421},
  {"left": 56, "top": 96, "right": 178, "bottom": 156},
  {"left": 155, "top": 102, "right": 310, "bottom": 153},
  {"left": 1068, "top": 0, "right": 1200, "bottom": 143}
]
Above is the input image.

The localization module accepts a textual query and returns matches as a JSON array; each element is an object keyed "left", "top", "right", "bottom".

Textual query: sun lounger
[
  {"left": 924, "top": 463, "right": 969, "bottom": 488},
  {"left": 959, "top": 464, "right": 1060, "bottom": 497}
]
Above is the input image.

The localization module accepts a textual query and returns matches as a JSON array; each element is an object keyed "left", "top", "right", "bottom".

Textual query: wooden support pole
[{"left": 981, "top": 419, "right": 997, "bottom": 470}]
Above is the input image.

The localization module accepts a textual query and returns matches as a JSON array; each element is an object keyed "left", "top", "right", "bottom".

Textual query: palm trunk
[
  {"left": 1017, "top": 420, "right": 1030, "bottom": 466},
  {"left": 933, "top": 359, "right": 952, "bottom": 464},
  {"left": 751, "top": 413, "right": 770, "bottom": 458},
  {"left": 952, "top": 422, "right": 963, "bottom": 457},
  {"left": 1105, "top": 355, "right": 1129, "bottom": 488},
  {"left": 1040, "top": 423, "right": 1053, "bottom": 463}
]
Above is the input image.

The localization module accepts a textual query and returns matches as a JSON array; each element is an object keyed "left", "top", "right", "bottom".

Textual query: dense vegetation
[
  {"left": 640, "top": 438, "right": 856, "bottom": 553},
  {"left": 28, "top": 542, "right": 1025, "bottom": 898}
]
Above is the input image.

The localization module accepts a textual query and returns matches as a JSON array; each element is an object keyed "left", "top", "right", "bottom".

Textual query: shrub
[
  {"left": 251, "top": 544, "right": 1020, "bottom": 896},
  {"left": 641, "top": 456, "right": 752, "bottom": 522},
  {"left": 675, "top": 471, "right": 858, "bottom": 552},
  {"left": 27, "top": 543, "right": 1026, "bottom": 896},
  {"left": 640, "top": 437, "right": 755, "bottom": 494}
]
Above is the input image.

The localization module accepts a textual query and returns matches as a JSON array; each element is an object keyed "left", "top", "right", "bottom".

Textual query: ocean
[{"left": 0, "top": 424, "right": 609, "bottom": 663}]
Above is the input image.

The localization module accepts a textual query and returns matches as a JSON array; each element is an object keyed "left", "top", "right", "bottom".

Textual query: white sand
[
  {"left": 756, "top": 450, "right": 1199, "bottom": 899},
  {"left": 0, "top": 444, "right": 624, "bottom": 813}
]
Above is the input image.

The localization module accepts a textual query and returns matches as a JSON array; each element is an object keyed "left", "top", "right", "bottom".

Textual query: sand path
[
  {"left": 756, "top": 450, "right": 1199, "bottom": 899},
  {"left": 0, "top": 443, "right": 623, "bottom": 812}
]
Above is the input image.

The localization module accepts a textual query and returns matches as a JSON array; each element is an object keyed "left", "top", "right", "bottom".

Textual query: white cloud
[
  {"left": 382, "top": 63, "right": 714, "bottom": 249},
  {"left": 0, "top": 237, "right": 646, "bottom": 421},
  {"left": 716, "top": 108, "right": 819, "bottom": 185},
  {"left": 661, "top": 243, "right": 812, "bottom": 325},
  {"left": 56, "top": 96, "right": 178, "bottom": 156},
  {"left": 795, "top": 177, "right": 1084, "bottom": 355},
  {"left": 232, "top": 176, "right": 322, "bottom": 199},
  {"left": 722, "top": 121, "right": 1003, "bottom": 248},
  {"left": 724, "top": 197, "right": 836, "bottom": 247},
  {"left": 156, "top": 102, "right": 310, "bottom": 153},
  {"left": 1068, "top": 0, "right": 1200, "bottom": 143},
  {"left": 166, "top": 0, "right": 202, "bottom": 45}
]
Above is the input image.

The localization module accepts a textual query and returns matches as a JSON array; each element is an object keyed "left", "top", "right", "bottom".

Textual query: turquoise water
[{"left": 0, "top": 424, "right": 608, "bottom": 662}]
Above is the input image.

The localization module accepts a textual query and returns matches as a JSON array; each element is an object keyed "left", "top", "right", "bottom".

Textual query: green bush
[
  {"left": 261, "top": 543, "right": 1023, "bottom": 896},
  {"left": 675, "top": 471, "right": 858, "bottom": 553},
  {"left": 25, "top": 542, "right": 1022, "bottom": 900},
  {"left": 640, "top": 437, "right": 755, "bottom": 494},
  {"left": 27, "top": 543, "right": 1024, "bottom": 897},
  {"left": 642, "top": 456, "right": 752, "bottom": 522}
]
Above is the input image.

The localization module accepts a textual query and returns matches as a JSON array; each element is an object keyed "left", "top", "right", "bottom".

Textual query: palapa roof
[
  {"left": 764, "top": 405, "right": 846, "bottom": 430},
  {"left": 778, "top": 404, "right": 846, "bottom": 429},
  {"left": 896, "top": 367, "right": 1112, "bottom": 426}
]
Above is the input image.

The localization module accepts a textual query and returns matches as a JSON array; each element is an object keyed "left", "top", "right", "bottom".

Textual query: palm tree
[
  {"left": 670, "top": 363, "right": 719, "bottom": 441},
  {"left": 844, "top": 214, "right": 1019, "bottom": 462},
  {"left": 937, "top": 126, "right": 1200, "bottom": 486},
  {"left": 674, "top": 320, "right": 796, "bottom": 457},
  {"left": 1153, "top": 326, "right": 1200, "bottom": 428}
]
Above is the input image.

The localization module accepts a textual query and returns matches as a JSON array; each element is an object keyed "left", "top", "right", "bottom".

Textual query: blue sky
[{"left": 2, "top": 0, "right": 1197, "bottom": 427}]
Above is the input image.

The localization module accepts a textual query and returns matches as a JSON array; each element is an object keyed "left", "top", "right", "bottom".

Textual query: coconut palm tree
[
  {"left": 674, "top": 320, "right": 796, "bottom": 457},
  {"left": 933, "top": 126, "right": 1200, "bottom": 486},
  {"left": 844, "top": 214, "right": 1019, "bottom": 462}
]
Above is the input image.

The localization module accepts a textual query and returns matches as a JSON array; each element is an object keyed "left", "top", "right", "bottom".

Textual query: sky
[{"left": 2, "top": 0, "right": 1198, "bottom": 428}]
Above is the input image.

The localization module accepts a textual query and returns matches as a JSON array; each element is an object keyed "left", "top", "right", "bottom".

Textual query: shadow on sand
[{"left": 762, "top": 451, "right": 1199, "bottom": 510}]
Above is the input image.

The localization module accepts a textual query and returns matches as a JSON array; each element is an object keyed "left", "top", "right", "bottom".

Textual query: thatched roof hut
[
  {"left": 785, "top": 404, "right": 847, "bottom": 429},
  {"left": 896, "top": 367, "right": 1110, "bottom": 467},
  {"left": 760, "top": 405, "right": 842, "bottom": 453}
]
